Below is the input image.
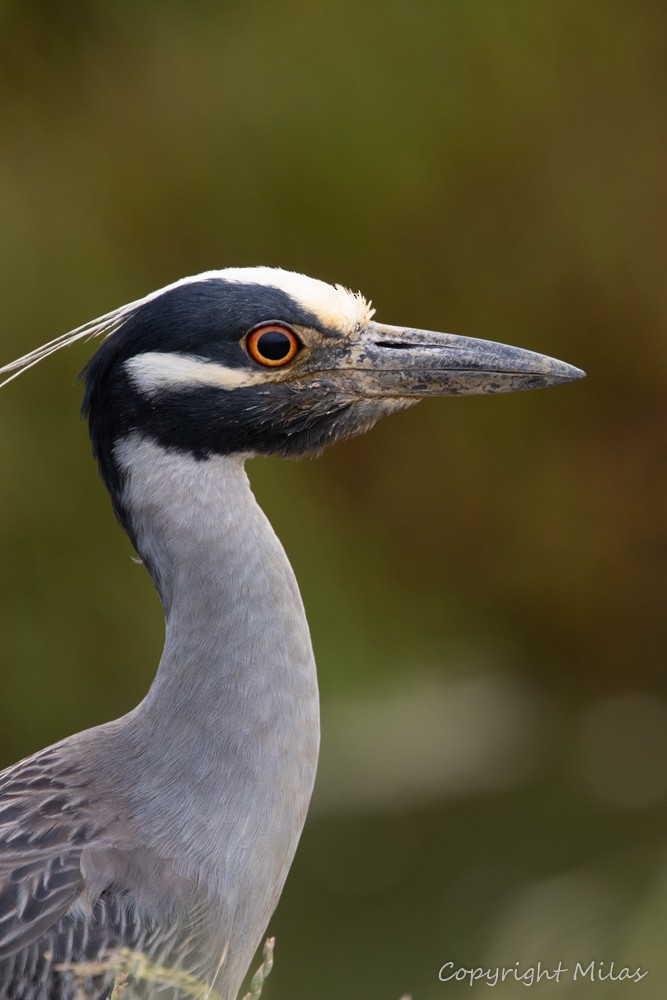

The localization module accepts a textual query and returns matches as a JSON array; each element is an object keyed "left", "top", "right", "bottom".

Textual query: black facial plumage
[{"left": 81, "top": 278, "right": 366, "bottom": 526}]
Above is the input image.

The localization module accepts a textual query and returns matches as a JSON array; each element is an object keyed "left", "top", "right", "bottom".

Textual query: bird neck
[
  {"left": 104, "top": 435, "right": 319, "bottom": 991},
  {"left": 111, "top": 433, "right": 320, "bottom": 773}
]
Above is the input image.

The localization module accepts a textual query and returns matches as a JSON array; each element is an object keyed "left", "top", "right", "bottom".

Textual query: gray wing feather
[
  {"left": 0, "top": 746, "right": 103, "bottom": 959},
  {"left": 0, "top": 745, "right": 202, "bottom": 998}
]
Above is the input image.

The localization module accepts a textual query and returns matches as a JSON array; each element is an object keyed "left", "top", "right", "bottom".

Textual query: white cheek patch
[{"left": 125, "top": 352, "right": 266, "bottom": 396}]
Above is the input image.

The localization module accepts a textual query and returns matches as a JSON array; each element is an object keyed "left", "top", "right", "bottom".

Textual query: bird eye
[{"left": 246, "top": 324, "right": 301, "bottom": 368}]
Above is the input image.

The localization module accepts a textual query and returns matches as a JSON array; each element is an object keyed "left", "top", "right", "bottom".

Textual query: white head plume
[{"left": 0, "top": 268, "right": 374, "bottom": 389}]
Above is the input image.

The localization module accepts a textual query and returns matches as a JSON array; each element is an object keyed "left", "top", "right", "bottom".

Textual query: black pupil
[{"left": 257, "top": 330, "right": 292, "bottom": 361}]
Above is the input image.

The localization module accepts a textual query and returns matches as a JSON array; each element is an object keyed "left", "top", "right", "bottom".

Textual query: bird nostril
[{"left": 374, "top": 341, "right": 414, "bottom": 349}]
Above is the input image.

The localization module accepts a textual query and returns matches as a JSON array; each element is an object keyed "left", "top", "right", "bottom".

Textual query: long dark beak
[{"left": 341, "top": 322, "right": 585, "bottom": 397}]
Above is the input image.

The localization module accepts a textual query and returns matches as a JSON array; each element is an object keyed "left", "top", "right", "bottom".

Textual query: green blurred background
[{"left": 1, "top": 1, "right": 666, "bottom": 996}]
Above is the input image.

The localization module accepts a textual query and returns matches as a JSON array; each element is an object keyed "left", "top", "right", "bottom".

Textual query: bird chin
[{"left": 331, "top": 395, "right": 419, "bottom": 443}]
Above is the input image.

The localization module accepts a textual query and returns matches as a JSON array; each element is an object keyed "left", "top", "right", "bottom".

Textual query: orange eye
[{"left": 246, "top": 324, "right": 301, "bottom": 367}]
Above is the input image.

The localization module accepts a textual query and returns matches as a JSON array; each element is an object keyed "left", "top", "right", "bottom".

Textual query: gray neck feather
[{"left": 108, "top": 434, "right": 320, "bottom": 994}]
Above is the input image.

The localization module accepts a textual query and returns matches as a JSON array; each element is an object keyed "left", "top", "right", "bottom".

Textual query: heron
[{"left": 0, "top": 267, "right": 583, "bottom": 999}]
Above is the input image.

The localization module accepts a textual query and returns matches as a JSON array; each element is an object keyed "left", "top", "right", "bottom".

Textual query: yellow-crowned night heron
[{"left": 0, "top": 268, "right": 584, "bottom": 999}]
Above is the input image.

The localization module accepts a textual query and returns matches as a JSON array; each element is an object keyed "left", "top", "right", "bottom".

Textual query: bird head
[
  {"left": 72, "top": 267, "right": 583, "bottom": 484},
  {"left": 1, "top": 266, "right": 584, "bottom": 510}
]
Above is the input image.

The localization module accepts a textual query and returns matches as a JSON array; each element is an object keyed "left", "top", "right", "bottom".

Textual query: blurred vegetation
[
  {"left": 59, "top": 936, "right": 274, "bottom": 1000},
  {"left": 1, "top": 1, "right": 666, "bottom": 997}
]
